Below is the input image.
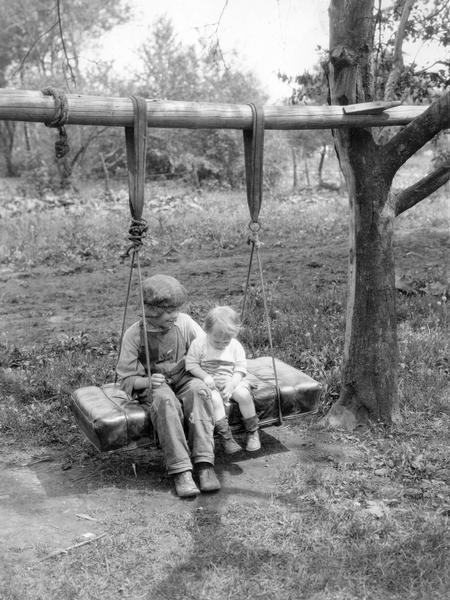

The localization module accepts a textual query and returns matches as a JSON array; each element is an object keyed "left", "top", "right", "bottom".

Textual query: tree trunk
[
  {"left": 0, "top": 121, "right": 17, "bottom": 176},
  {"left": 329, "top": 128, "right": 400, "bottom": 427},
  {"left": 342, "top": 142, "right": 399, "bottom": 424},
  {"left": 291, "top": 146, "right": 298, "bottom": 190},
  {"left": 303, "top": 147, "right": 311, "bottom": 187},
  {"left": 326, "top": 0, "right": 400, "bottom": 427},
  {"left": 23, "top": 123, "right": 31, "bottom": 152},
  {"left": 99, "top": 152, "right": 112, "bottom": 200},
  {"left": 318, "top": 143, "right": 326, "bottom": 185}
]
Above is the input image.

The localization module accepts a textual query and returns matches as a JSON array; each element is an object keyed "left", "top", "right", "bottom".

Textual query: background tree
[
  {"left": 323, "top": 0, "right": 449, "bottom": 428},
  {"left": 127, "top": 16, "right": 268, "bottom": 188},
  {"left": 0, "top": 0, "right": 129, "bottom": 184}
]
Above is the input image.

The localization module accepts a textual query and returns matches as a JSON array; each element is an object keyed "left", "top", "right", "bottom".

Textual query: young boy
[
  {"left": 116, "top": 274, "right": 219, "bottom": 498},
  {"left": 185, "top": 306, "right": 261, "bottom": 453}
]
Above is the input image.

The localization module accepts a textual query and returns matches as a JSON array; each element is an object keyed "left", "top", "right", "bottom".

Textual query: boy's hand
[
  {"left": 203, "top": 375, "right": 216, "bottom": 390},
  {"left": 150, "top": 373, "right": 166, "bottom": 389}
]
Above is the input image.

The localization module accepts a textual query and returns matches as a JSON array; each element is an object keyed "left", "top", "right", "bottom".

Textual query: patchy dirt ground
[{"left": 2, "top": 224, "right": 446, "bottom": 346}]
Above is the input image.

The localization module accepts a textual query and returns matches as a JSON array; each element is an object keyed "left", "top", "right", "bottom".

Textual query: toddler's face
[
  {"left": 208, "top": 328, "right": 233, "bottom": 351},
  {"left": 145, "top": 307, "right": 178, "bottom": 330}
]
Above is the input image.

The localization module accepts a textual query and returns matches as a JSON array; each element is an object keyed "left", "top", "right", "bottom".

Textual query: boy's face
[
  {"left": 208, "top": 328, "right": 233, "bottom": 351},
  {"left": 145, "top": 306, "right": 179, "bottom": 330}
]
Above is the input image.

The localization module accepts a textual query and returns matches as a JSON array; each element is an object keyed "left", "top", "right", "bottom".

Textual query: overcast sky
[{"left": 98, "top": 0, "right": 330, "bottom": 100}]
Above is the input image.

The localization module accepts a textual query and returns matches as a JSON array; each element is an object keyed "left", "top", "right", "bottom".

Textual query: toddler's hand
[
  {"left": 203, "top": 375, "right": 216, "bottom": 390},
  {"left": 222, "top": 381, "right": 235, "bottom": 398},
  {"left": 150, "top": 373, "right": 166, "bottom": 389}
]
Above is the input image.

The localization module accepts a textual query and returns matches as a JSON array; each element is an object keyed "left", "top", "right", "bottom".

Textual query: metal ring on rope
[
  {"left": 248, "top": 221, "right": 261, "bottom": 232},
  {"left": 41, "top": 86, "right": 70, "bottom": 158}
]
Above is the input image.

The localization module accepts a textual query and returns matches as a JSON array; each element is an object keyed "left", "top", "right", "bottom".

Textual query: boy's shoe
[
  {"left": 222, "top": 436, "right": 242, "bottom": 455},
  {"left": 196, "top": 463, "right": 221, "bottom": 492},
  {"left": 173, "top": 471, "right": 200, "bottom": 498},
  {"left": 246, "top": 430, "right": 261, "bottom": 452}
]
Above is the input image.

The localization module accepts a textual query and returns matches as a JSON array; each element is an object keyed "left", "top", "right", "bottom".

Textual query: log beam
[{"left": 0, "top": 88, "right": 426, "bottom": 130}]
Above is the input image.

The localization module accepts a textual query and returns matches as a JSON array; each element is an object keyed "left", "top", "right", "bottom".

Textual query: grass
[{"left": 0, "top": 162, "right": 449, "bottom": 599}]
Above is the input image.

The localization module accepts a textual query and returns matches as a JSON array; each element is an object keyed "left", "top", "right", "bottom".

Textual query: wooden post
[{"left": 0, "top": 89, "right": 426, "bottom": 130}]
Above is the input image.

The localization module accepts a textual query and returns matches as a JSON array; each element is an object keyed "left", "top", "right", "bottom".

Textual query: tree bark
[
  {"left": 331, "top": 129, "right": 400, "bottom": 426},
  {"left": 326, "top": 0, "right": 400, "bottom": 427}
]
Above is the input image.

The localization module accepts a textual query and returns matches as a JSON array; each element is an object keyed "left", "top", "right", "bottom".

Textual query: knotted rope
[
  {"left": 120, "top": 217, "right": 149, "bottom": 259},
  {"left": 41, "top": 86, "right": 70, "bottom": 158}
]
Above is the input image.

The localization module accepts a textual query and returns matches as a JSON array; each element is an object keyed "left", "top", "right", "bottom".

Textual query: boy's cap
[{"left": 142, "top": 274, "right": 187, "bottom": 308}]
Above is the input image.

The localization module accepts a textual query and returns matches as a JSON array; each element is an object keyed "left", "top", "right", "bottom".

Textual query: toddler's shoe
[
  {"left": 222, "top": 436, "right": 242, "bottom": 455},
  {"left": 246, "top": 430, "right": 261, "bottom": 452},
  {"left": 215, "top": 417, "right": 242, "bottom": 454}
]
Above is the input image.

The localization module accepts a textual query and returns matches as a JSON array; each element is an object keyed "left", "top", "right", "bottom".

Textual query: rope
[
  {"left": 240, "top": 223, "right": 258, "bottom": 321},
  {"left": 114, "top": 250, "right": 136, "bottom": 384},
  {"left": 253, "top": 232, "right": 283, "bottom": 425},
  {"left": 41, "top": 86, "right": 70, "bottom": 158},
  {"left": 115, "top": 95, "right": 153, "bottom": 409},
  {"left": 241, "top": 104, "right": 283, "bottom": 425}
]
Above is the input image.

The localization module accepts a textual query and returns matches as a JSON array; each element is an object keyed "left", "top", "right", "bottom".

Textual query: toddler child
[{"left": 185, "top": 305, "right": 261, "bottom": 453}]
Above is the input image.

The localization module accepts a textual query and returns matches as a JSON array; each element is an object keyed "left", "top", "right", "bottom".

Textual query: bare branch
[
  {"left": 11, "top": 22, "right": 59, "bottom": 78},
  {"left": 215, "top": 0, "right": 229, "bottom": 34},
  {"left": 394, "top": 161, "right": 450, "bottom": 216},
  {"left": 421, "top": 60, "right": 450, "bottom": 71},
  {"left": 56, "top": 0, "right": 76, "bottom": 88},
  {"left": 383, "top": 90, "right": 450, "bottom": 173}
]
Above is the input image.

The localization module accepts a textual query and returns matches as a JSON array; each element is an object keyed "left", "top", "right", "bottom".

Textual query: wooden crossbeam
[{"left": 0, "top": 88, "right": 426, "bottom": 130}]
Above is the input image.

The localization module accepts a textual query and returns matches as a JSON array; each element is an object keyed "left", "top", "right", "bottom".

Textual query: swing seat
[{"left": 70, "top": 356, "right": 321, "bottom": 453}]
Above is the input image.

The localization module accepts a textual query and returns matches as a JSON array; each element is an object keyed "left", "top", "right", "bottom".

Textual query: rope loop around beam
[
  {"left": 41, "top": 87, "right": 70, "bottom": 158},
  {"left": 41, "top": 87, "right": 69, "bottom": 128}
]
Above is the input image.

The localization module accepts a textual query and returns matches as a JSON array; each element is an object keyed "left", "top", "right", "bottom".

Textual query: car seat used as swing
[
  {"left": 70, "top": 98, "right": 322, "bottom": 453},
  {"left": 71, "top": 357, "right": 321, "bottom": 452}
]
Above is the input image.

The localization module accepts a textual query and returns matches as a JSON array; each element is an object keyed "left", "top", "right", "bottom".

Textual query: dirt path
[{"left": 1, "top": 423, "right": 357, "bottom": 565}]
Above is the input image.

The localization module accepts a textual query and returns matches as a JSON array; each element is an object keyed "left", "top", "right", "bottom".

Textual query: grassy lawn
[{"left": 0, "top": 156, "right": 448, "bottom": 599}]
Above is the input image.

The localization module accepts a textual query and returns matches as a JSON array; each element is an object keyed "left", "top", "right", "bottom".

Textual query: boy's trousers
[{"left": 147, "top": 376, "right": 215, "bottom": 475}]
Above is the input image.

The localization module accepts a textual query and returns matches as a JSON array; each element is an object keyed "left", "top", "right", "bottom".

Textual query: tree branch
[
  {"left": 384, "top": 0, "right": 415, "bottom": 101},
  {"left": 394, "top": 161, "right": 450, "bottom": 216},
  {"left": 383, "top": 90, "right": 450, "bottom": 174}
]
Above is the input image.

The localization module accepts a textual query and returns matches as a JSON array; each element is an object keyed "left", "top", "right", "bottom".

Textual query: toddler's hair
[{"left": 204, "top": 306, "right": 241, "bottom": 337}]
